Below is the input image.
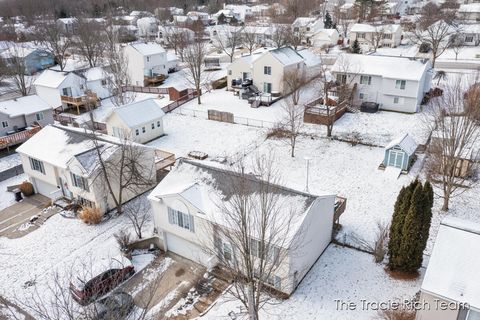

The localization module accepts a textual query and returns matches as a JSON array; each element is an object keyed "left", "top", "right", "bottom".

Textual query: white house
[
  {"left": 148, "top": 160, "right": 337, "bottom": 295},
  {"left": 56, "top": 18, "right": 77, "bottom": 34},
  {"left": 227, "top": 47, "right": 308, "bottom": 95},
  {"left": 0, "top": 95, "right": 53, "bottom": 136},
  {"left": 105, "top": 98, "right": 165, "bottom": 144},
  {"left": 292, "top": 17, "right": 324, "bottom": 37},
  {"left": 459, "top": 24, "right": 480, "bottom": 46},
  {"left": 310, "top": 29, "right": 340, "bottom": 47},
  {"left": 459, "top": 3, "right": 480, "bottom": 22},
  {"left": 16, "top": 124, "right": 157, "bottom": 214},
  {"left": 157, "top": 26, "right": 195, "bottom": 46},
  {"left": 416, "top": 217, "right": 480, "bottom": 320},
  {"left": 331, "top": 54, "right": 432, "bottom": 113},
  {"left": 348, "top": 23, "right": 402, "bottom": 49},
  {"left": 137, "top": 17, "right": 158, "bottom": 39},
  {"left": 124, "top": 42, "right": 168, "bottom": 86}
]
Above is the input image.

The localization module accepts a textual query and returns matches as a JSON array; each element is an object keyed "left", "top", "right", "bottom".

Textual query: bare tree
[
  {"left": 124, "top": 197, "right": 151, "bottom": 239},
  {"left": 425, "top": 77, "right": 480, "bottom": 211},
  {"left": 411, "top": 19, "right": 456, "bottom": 68},
  {"left": 280, "top": 99, "right": 304, "bottom": 157},
  {"left": 74, "top": 18, "right": 106, "bottom": 68},
  {"left": 368, "top": 26, "right": 385, "bottom": 52},
  {"left": 271, "top": 24, "right": 291, "bottom": 49},
  {"left": 242, "top": 26, "right": 260, "bottom": 55},
  {"left": 449, "top": 32, "right": 464, "bottom": 61},
  {"left": 183, "top": 40, "right": 208, "bottom": 105},
  {"left": 211, "top": 25, "right": 243, "bottom": 63},
  {"left": 205, "top": 154, "right": 301, "bottom": 320},
  {"left": 162, "top": 26, "right": 191, "bottom": 59},
  {"left": 35, "top": 21, "right": 72, "bottom": 71},
  {"left": 2, "top": 42, "right": 33, "bottom": 96}
]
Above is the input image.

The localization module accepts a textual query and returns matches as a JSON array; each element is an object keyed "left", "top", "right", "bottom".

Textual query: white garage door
[
  {"left": 33, "top": 178, "right": 59, "bottom": 199},
  {"left": 165, "top": 232, "right": 210, "bottom": 266}
]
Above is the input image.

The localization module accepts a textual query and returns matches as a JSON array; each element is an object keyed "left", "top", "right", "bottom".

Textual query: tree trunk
[
  {"left": 247, "top": 283, "right": 258, "bottom": 320},
  {"left": 441, "top": 195, "right": 449, "bottom": 211}
]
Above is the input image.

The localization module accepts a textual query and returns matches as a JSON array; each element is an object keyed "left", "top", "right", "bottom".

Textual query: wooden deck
[
  {"left": 61, "top": 91, "right": 99, "bottom": 115},
  {"left": 155, "top": 150, "right": 176, "bottom": 171},
  {"left": 0, "top": 125, "right": 42, "bottom": 150},
  {"left": 144, "top": 74, "right": 167, "bottom": 86}
]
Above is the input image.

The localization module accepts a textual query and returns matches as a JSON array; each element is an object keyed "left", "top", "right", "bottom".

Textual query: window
[
  {"left": 228, "top": 70, "right": 232, "bottom": 75},
  {"left": 249, "top": 238, "right": 280, "bottom": 265},
  {"left": 264, "top": 66, "right": 271, "bottom": 75},
  {"left": 29, "top": 157, "right": 45, "bottom": 174},
  {"left": 306, "top": 27, "right": 310, "bottom": 31},
  {"left": 222, "top": 242, "right": 233, "bottom": 261},
  {"left": 263, "top": 82, "right": 272, "bottom": 93},
  {"left": 394, "top": 96, "right": 400, "bottom": 104},
  {"left": 253, "top": 270, "right": 281, "bottom": 290},
  {"left": 467, "top": 310, "right": 480, "bottom": 320},
  {"left": 395, "top": 80, "right": 406, "bottom": 90},
  {"left": 77, "top": 196, "right": 94, "bottom": 208},
  {"left": 360, "top": 75, "right": 371, "bottom": 85},
  {"left": 135, "top": 129, "right": 139, "bottom": 136},
  {"left": 157, "top": 121, "right": 161, "bottom": 127},
  {"left": 359, "top": 93, "right": 365, "bottom": 100},
  {"left": 151, "top": 123, "right": 155, "bottom": 130},
  {"left": 71, "top": 172, "right": 89, "bottom": 191},
  {"left": 358, "top": 33, "right": 366, "bottom": 39},
  {"left": 1, "top": 121, "right": 8, "bottom": 128},
  {"left": 62, "top": 87, "right": 72, "bottom": 97},
  {"left": 465, "top": 36, "right": 474, "bottom": 43},
  {"left": 383, "top": 33, "right": 392, "bottom": 39},
  {"left": 167, "top": 207, "right": 195, "bottom": 232},
  {"left": 146, "top": 56, "right": 150, "bottom": 62},
  {"left": 142, "top": 126, "right": 146, "bottom": 133},
  {"left": 101, "top": 79, "right": 107, "bottom": 86},
  {"left": 336, "top": 74, "right": 347, "bottom": 84},
  {"left": 36, "top": 112, "right": 44, "bottom": 121}
]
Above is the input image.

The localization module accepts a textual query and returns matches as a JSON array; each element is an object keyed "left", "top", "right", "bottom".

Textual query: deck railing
[{"left": 0, "top": 125, "right": 42, "bottom": 149}]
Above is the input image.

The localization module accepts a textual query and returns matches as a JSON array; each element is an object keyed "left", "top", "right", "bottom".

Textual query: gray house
[
  {"left": 0, "top": 95, "right": 53, "bottom": 136},
  {"left": 382, "top": 133, "right": 417, "bottom": 171}
]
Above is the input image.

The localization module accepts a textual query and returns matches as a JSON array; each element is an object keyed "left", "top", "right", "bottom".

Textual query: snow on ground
[
  {"left": 147, "top": 113, "right": 264, "bottom": 159},
  {"left": 438, "top": 47, "right": 480, "bottom": 61},
  {"left": 0, "top": 174, "right": 27, "bottom": 211},
  {"left": 0, "top": 153, "right": 21, "bottom": 172},
  {"left": 204, "top": 245, "right": 422, "bottom": 320},
  {"left": 159, "top": 65, "right": 228, "bottom": 91}
]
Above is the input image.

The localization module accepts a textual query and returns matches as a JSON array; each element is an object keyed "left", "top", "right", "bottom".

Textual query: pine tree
[
  {"left": 418, "top": 181, "right": 434, "bottom": 264},
  {"left": 388, "top": 186, "right": 413, "bottom": 270},
  {"left": 324, "top": 11, "right": 333, "bottom": 29},
  {"left": 351, "top": 39, "right": 361, "bottom": 54}
]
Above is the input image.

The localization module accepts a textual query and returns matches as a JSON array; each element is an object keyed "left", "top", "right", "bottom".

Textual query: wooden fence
[
  {"left": 208, "top": 109, "right": 234, "bottom": 123},
  {"left": 0, "top": 126, "right": 42, "bottom": 149},
  {"left": 161, "top": 90, "right": 199, "bottom": 113},
  {"left": 121, "top": 86, "right": 169, "bottom": 95}
]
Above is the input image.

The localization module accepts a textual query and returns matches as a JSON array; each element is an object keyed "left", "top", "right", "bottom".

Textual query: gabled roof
[
  {"left": 107, "top": 98, "right": 165, "bottom": 128},
  {"left": 385, "top": 133, "right": 417, "bottom": 155},
  {"left": 268, "top": 47, "right": 304, "bottom": 66},
  {"left": 34, "top": 69, "right": 83, "bottom": 88},
  {"left": 421, "top": 217, "right": 480, "bottom": 309},
  {"left": 350, "top": 23, "right": 401, "bottom": 34},
  {"left": 459, "top": 3, "right": 480, "bottom": 13},
  {"left": 129, "top": 42, "right": 165, "bottom": 56},
  {"left": 0, "top": 95, "right": 51, "bottom": 117}
]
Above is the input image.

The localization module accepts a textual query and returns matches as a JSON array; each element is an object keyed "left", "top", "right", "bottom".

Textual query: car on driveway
[
  {"left": 70, "top": 256, "right": 135, "bottom": 305},
  {"left": 88, "top": 291, "right": 135, "bottom": 320}
]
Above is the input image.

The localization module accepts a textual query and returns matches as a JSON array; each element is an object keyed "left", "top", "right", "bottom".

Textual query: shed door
[{"left": 389, "top": 150, "right": 404, "bottom": 168}]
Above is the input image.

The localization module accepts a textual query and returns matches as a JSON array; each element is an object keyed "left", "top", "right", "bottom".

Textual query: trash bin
[{"left": 14, "top": 188, "right": 23, "bottom": 202}]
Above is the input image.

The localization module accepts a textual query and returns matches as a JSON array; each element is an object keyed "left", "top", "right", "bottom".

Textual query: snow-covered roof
[
  {"left": 385, "top": 133, "right": 417, "bottom": 155},
  {"left": 459, "top": 3, "right": 480, "bottom": 13},
  {"left": 107, "top": 98, "right": 165, "bottom": 128},
  {"left": 331, "top": 54, "right": 430, "bottom": 81},
  {"left": 34, "top": 70, "right": 73, "bottom": 88},
  {"left": 269, "top": 47, "right": 304, "bottom": 66},
  {"left": 0, "top": 95, "right": 51, "bottom": 117},
  {"left": 292, "top": 17, "right": 317, "bottom": 27},
  {"left": 57, "top": 17, "right": 77, "bottom": 24},
  {"left": 298, "top": 49, "right": 322, "bottom": 67},
  {"left": 350, "top": 23, "right": 401, "bottom": 34},
  {"left": 421, "top": 217, "right": 480, "bottom": 309},
  {"left": 149, "top": 160, "right": 331, "bottom": 245},
  {"left": 83, "top": 67, "right": 106, "bottom": 82},
  {"left": 459, "top": 24, "right": 480, "bottom": 34},
  {"left": 0, "top": 46, "right": 50, "bottom": 59},
  {"left": 129, "top": 42, "right": 166, "bottom": 56}
]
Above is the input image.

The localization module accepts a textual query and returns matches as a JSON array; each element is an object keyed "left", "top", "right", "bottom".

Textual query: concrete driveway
[{"left": 0, "top": 194, "right": 56, "bottom": 239}]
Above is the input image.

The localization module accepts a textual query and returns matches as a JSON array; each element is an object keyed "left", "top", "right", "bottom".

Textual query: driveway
[{"left": 0, "top": 194, "right": 57, "bottom": 239}]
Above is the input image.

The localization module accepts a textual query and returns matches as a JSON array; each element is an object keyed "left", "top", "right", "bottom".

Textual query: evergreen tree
[
  {"left": 351, "top": 39, "right": 361, "bottom": 54},
  {"left": 324, "top": 11, "right": 333, "bottom": 29},
  {"left": 418, "top": 181, "right": 434, "bottom": 262},
  {"left": 217, "top": 12, "right": 226, "bottom": 25}
]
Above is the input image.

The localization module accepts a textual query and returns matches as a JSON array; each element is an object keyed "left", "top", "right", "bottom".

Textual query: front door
[
  {"left": 389, "top": 150, "right": 404, "bottom": 168},
  {"left": 60, "top": 177, "right": 73, "bottom": 199}
]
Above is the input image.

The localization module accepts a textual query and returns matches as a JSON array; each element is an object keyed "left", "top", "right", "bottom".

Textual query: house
[
  {"left": 34, "top": 69, "right": 101, "bottom": 113},
  {"left": 292, "top": 17, "right": 324, "bottom": 37},
  {"left": 0, "top": 95, "right": 53, "bottom": 136},
  {"left": 56, "top": 18, "right": 77, "bottom": 34},
  {"left": 105, "top": 98, "right": 165, "bottom": 144},
  {"left": 227, "top": 47, "right": 307, "bottom": 95},
  {"left": 459, "top": 3, "right": 480, "bottom": 22},
  {"left": 331, "top": 54, "right": 432, "bottom": 113},
  {"left": 148, "top": 159, "right": 337, "bottom": 295},
  {"left": 157, "top": 26, "right": 195, "bottom": 46},
  {"left": 173, "top": 15, "right": 194, "bottom": 27},
  {"left": 223, "top": 4, "right": 253, "bottom": 22},
  {"left": 310, "top": 29, "right": 340, "bottom": 47},
  {"left": 458, "top": 24, "right": 480, "bottom": 46},
  {"left": 137, "top": 17, "right": 158, "bottom": 39},
  {"left": 187, "top": 11, "right": 211, "bottom": 25},
  {"left": 0, "top": 46, "right": 55, "bottom": 75},
  {"left": 382, "top": 133, "right": 417, "bottom": 171},
  {"left": 16, "top": 124, "right": 157, "bottom": 214},
  {"left": 348, "top": 23, "right": 402, "bottom": 49},
  {"left": 124, "top": 42, "right": 168, "bottom": 86},
  {"left": 417, "top": 217, "right": 480, "bottom": 320}
]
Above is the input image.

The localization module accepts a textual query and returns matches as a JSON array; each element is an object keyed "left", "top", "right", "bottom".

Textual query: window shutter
[
  {"left": 168, "top": 207, "right": 174, "bottom": 224},
  {"left": 189, "top": 214, "right": 195, "bottom": 233}
]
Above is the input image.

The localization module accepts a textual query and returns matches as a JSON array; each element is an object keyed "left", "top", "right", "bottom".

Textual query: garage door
[
  {"left": 165, "top": 232, "right": 211, "bottom": 266},
  {"left": 33, "top": 178, "right": 59, "bottom": 199}
]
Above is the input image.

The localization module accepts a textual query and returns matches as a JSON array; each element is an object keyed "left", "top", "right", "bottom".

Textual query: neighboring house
[
  {"left": 173, "top": 15, "right": 194, "bottom": 27},
  {"left": 227, "top": 47, "right": 307, "bottom": 95},
  {"left": 0, "top": 95, "right": 53, "bottom": 136},
  {"left": 34, "top": 69, "right": 102, "bottom": 112},
  {"left": 105, "top": 98, "right": 165, "bottom": 144},
  {"left": 310, "top": 28, "right": 340, "bottom": 47},
  {"left": 187, "top": 11, "right": 211, "bottom": 25},
  {"left": 417, "top": 217, "right": 480, "bottom": 320},
  {"left": 223, "top": 4, "right": 253, "bottom": 21},
  {"left": 0, "top": 47, "right": 55, "bottom": 75},
  {"left": 137, "top": 17, "right": 158, "bottom": 39},
  {"left": 16, "top": 124, "right": 157, "bottom": 213},
  {"left": 459, "top": 3, "right": 480, "bottom": 22},
  {"left": 56, "top": 18, "right": 77, "bottom": 34},
  {"left": 82, "top": 67, "right": 111, "bottom": 100},
  {"left": 382, "top": 133, "right": 417, "bottom": 171},
  {"left": 348, "top": 23, "right": 402, "bottom": 49},
  {"left": 292, "top": 17, "right": 324, "bottom": 38},
  {"left": 331, "top": 54, "right": 432, "bottom": 113},
  {"left": 459, "top": 24, "right": 480, "bottom": 46},
  {"left": 124, "top": 42, "right": 168, "bottom": 86},
  {"left": 157, "top": 26, "right": 195, "bottom": 46},
  {"left": 148, "top": 159, "right": 337, "bottom": 295}
]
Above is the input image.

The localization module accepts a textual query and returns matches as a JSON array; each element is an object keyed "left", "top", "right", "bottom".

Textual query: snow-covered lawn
[
  {"left": 0, "top": 153, "right": 22, "bottom": 172},
  {"left": 0, "top": 174, "right": 27, "bottom": 211},
  {"left": 204, "top": 244, "right": 423, "bottom": 320}
]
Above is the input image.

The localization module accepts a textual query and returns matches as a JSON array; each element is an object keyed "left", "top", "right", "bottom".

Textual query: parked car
[
  {"left": 70, "top": 256, "right": 135, "bottom": 305},
  {"left": 89, "top": 292, "right": 135, "bottom": 320}
]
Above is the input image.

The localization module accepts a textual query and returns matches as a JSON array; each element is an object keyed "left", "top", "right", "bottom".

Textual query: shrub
[
  {"left": 79, "top": 207, "right": 102, "bottom": 225},
  {"left": 378, "top": 308, "right": 415, "bottom": 320},
  {"left": 19, "top": 181, "right": 34, "bottom": 196},
  {"left": 114, "top": 229, "right": 132, "bottom": 254}
]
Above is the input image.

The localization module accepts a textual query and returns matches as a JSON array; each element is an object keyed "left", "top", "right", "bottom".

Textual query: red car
[{"left": 70, "top": 256, "right": 135, "bottom": 305}]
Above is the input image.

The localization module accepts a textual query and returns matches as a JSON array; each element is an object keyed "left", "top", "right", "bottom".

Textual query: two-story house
[
  {"left": 417, "top": 217, "right": 480, "bottom": 320},
  {"left": 105, "top": 98, "right": 165, "bottom": 144},
  {"left": 292, "top": 17, "right": 324, "bottom": 40},
  {"left": 124, "top": 42, "right": 168, "bottom": 86},
  {"left": 148, "top": 160, "right": 337, "bottom": 295},
  {"left": 227, "top": 47, "right": 308, "bottom": 95},
  {"left": 137, "top": 17, "right": 158, "bottom": 39},
  {"left": 0, "top": 46, "right": 55, "bottom": 75},
  {"left": 348, "top": 23, "right": 402, "bottom": 49},
  {"left": 16, "top": 124, "right": 157, "bottom": 214},
  {"left": 331, "top": 54, "right": 432, "bottom": 113},
  {"left": 459, "top": 3, "right": 480, "bottom": 22}
]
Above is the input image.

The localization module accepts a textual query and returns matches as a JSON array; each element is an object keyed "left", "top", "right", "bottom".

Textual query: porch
[
  {"left": 155, "top": 149, "right": 176, "bottom": 181},
  {"left": 144, "top": 74, "right": 167, "bottom": 86}
]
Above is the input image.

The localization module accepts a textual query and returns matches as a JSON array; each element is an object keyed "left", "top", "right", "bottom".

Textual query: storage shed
[{"left": 383, "top": 133, "right": 417, "bottom": 171}]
